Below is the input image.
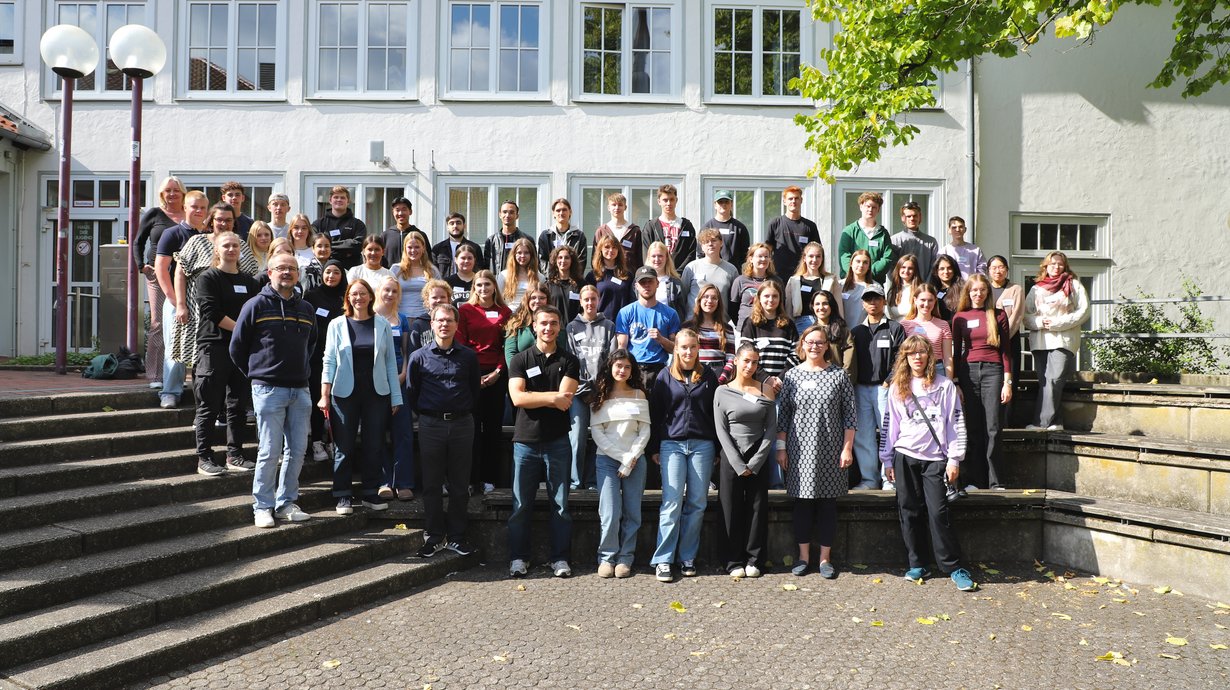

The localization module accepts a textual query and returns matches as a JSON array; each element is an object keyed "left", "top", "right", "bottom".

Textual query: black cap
[{"left": 635, "top": 266, "right": 658, "bottom": 282}]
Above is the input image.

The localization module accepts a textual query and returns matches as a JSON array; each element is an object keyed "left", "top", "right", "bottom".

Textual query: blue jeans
[
  {"left": 793, "top": 315, "right": 816, "bottom": 335},
  {"left": 161, "top": 299, "right": 185, "bottom": 397},
  {"left": 595, "top": 453, "right": 647, "bottom": 565},
  {"left": 569, "top": 394, "right": 596, "bottom": 489},
  {"left": 509, "top": 437, "right": 572, "bottom": 562},
  {"left": 251, "top": 383, "right": 310, "bottom": 511},
  {"left": 855, "top": 384, "right": 890, "bottom": 488},
  {"left": 651, "top": 439, "right": 715, "bottom": 565},
  {"left": 386, "top": 391, "right": 416, "bottom": 490}
]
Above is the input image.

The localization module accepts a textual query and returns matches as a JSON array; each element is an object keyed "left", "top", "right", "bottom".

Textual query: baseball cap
[
  {"left": 861, "top": 283, "right": 886, "bottom": 300},
  {"left": 635, "top": 266, "right": 658, "bottom": 282},
  {"left": 714, "top": 190, "right": 734, "bottom": 203}
]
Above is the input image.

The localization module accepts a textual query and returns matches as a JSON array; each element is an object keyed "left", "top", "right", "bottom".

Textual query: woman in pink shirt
[
  {"left": 900, "top": 284, "right": 953, "bottom": 379},
  {"left": 952, "top": 275, "right": 1013, "bottom": 490}
]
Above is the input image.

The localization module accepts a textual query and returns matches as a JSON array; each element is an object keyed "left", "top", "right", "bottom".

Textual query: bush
[
  {"left": 1089, "top": 279, "right": 1227, "bottom": 376},
  {"left": 6, "top": 351, "right": 100, "bottom": 367}
]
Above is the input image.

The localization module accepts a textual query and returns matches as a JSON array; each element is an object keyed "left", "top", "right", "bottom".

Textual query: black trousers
[
  {"left": 894, "top": 452, "right": 962, "bottom": 574},
  {"left": 309, "top": 355, "right": 326, "bottom": 444},
  {"left": 719, "top": 458, "right": 768, "bottom": 569},
  {"left": 792, "top": 497, "right": 838, "bottom": 549},
  {"left": 419, "top": 414, "right": 475, "bottom": 543},
  {"left": 957, "top": 361, "right": 1005, "bottom": 489},
  {"left": 472, "top": 368, "right": 507, "bottom": 487},
  {"left": 193, "top": 343, "right": 246, "bottom": 461}
]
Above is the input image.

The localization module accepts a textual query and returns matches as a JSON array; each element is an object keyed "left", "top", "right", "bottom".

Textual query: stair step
[
  {"left": 0, "top": 427, "right": 196, "bottom": 468},
  {"left": 1045, "top": 490, "right": 1230, "bottom": 540},
  {"left": 0, "top": 448, "right": 226, "bottom": 498},
  {"left": 0, "top": 389, "right": 177, "bottom": 419},
  {"left": 0, "top": 485, "right": 334, "bottom": 572},
  {"left": 0, "top": 510, "right": 360, "bottom": 618},
  {"left": 0, "top": 522, "right": 423, "bottom": 668},
  {"left": 0, "top": 551, "right": 477, "bottom": 690},
  {"left": 0, "top": 407, "right": 197, "bottom": 442}
]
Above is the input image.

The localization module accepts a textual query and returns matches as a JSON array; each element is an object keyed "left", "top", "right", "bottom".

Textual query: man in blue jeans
[
  {"left": 230, "top": 254, "right": 318, "bottom": 528},
  {"left": 507, "top": 305, "right": 580, "bottom": 578},
  {"left": 850, "top": 284, "right": 905, "bottom": 490}
]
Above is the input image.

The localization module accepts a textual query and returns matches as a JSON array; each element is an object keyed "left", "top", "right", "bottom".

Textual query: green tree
[{"left": 793, "top": 1, "right": 1230, "bottom": 181}]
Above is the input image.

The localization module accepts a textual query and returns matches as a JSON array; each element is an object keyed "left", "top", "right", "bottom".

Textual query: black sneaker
[
  {"left": 944, "top": 478, "right": 963, "bottom": 503},
  {"left": 444, "top": 541, "right": 475, "bottom": 556},
  {"left": 197, "top": 458, "right": 227, "bottom": 476},
  {"left": 226, "top": 456, "right": 256, "bottom": 472},
  {"left": 417, "top": 540, "right": 445, "bottom": 558}
]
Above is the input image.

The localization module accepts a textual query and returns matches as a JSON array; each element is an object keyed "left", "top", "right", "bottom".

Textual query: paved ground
[
  {"left": 0, "top": 367, "right": 151, "bottom": 399},
  {"left": 136, "top": 560, "right": 1230, "bottom": 689}
]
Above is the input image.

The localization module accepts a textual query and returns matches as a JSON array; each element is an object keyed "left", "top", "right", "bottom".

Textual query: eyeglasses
[
  {"left": 271, "top": 266, "right": 299, "bottom": 274},
  {"left": 432, "top": 318, "right": 456, "bottom": 324},
  {"left": 803, "top": 340, "right": 828, "bottom": 348}
]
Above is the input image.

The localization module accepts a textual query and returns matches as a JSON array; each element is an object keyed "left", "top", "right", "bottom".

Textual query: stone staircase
[{"left": 0, "top": 390, "right": 476, "bottom": 690}]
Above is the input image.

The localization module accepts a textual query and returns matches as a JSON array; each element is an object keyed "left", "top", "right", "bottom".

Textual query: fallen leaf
[
  {"left": 492, "top": 655, "right": 508, "bottom": 663},
  {"left": 913, "top": 577, "right": 925, "bottom": 586},
  {"left": 1112, "top": 598, "right": 1129, "bottom": 604},
  {"left": 1154, "top": 585, "right": 1172, "bottom": 594},
  {"left": 321, "top": 659, "right": 341, "bottom": 670},
  {"left": 1022, "top": 489, "right": 1037, "bottom": 495},
  {"left": 916, "top": 617, "right": 936, "bottom": 625},
  {"left": 663, "top": 633, "right": 676, "bottom": 640},
  {"left": 670, "top": 601, "right": 687, "bottom": 613},
  {"left": 939, "top": 613, "right": 952, "bottom": 621},
  {"left": 852, "top": 563, "right": 868, "bottom": 570},
  {"left": 713, "top": 601, "right": 726, "bottom": 608},
  {"left": 983, "top": 568, "right": 1001, "bottom": 575},
  {"left": 1216, "top": 624, "right": 1228, "bottom": 630},
  {"left": 782, "top": 583, "right": 799, "bottom": 591},
  {"left": 102, "top": 405, "right": 116, "bottom": 412},
  {"left": 1064, "top": 583, "right": 1078, "bottom": 590},
  {"left": 393, "top": 523, "right": 408, "bottom": 530},
  {"left": 1210, "top": 644, "right": 1228, "bottom": 650},
  {"left": 1159, "top": 653, "right": 1181, "bottom": 659},
  {"left": 1166, "top": 637, "right": 1188, "bottom": 646},
  {"left": 631, "top": 603, "right": 643, "bottom": 609},
  {"left": 1043, "top": 571, "right": 1056, "bottom": 579},
  {"left": 988, "top": 633, "right": 996, "bottom": 640},
  {"left": 1095, "top": 651, "right": 1124, "bottom": 662},
  {"left": 690, "top": 651, "right": 707, "bottom": 657},
  {"left": 1216, "top": 602, "right": 1230, "bottom": 609},
  {"left": 782, "top": 555, "right": 794, "bottom": 566},
  {"left": 566, "top": 624, "right": 581, "bottom": 631},
  {"left": 1134, "top": 612, "right": 1147, "bottom": 617},
  {"left": 851, "top": 617, "right": 863, "bottom": 623},
  {"left": 871, "top": 621, "right": 884, "bottom": 627},
  {"left": 424, "top": 685, "right": 432, "bottom": 690},
  {"left": 1079, "top": 639, "right": 1088, "bottom": 646},
  {"left": 1021, "top": 625, "right": 1033, "bottom": 631},
  {"left": 1092, "top": 577, "right": 1110, "bottom": 585},
  {"left": 1052, "top": 613, "right": 1073, "bottom": 620},
  {"left": 516, "top": 584, "right": 526, "bottom": 591}
]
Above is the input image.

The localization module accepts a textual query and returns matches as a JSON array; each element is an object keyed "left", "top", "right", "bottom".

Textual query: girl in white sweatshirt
[{"left": 589, "top": 349, "right": 652, "bottom": 578}]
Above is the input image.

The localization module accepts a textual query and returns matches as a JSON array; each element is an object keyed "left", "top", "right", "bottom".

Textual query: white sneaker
[
  {"left": 964, "top": 484, "right": 978, "bottom": 493},
  {"left": 1025, "top": 424, "right": 1044, "bottom": 431},
  {"left": 159, "top": 394, "right": 177, "bottom": 409},
  {"left": 881, "top": 481, "right": 896, "bottom": 491},
  {"left": 254, "top": 509, "right": 275, "bottom": 528},
  {"left": 336, "top": 497, "right": 354, "bottom": 515},
  {"left": 1047, "top": 424, "right": 1065, "bottom": 431},
  {"left": 728, "top": 566, "right": 746, "bottom": 579},
  {"left": 312, "top": 441, "right": 329, "bottom": 462},
  {"left": 273, "top": 503, "right": 310, "bottom": 522},
  {"left": 483, "top": 483, "right": 495, "bottom": 494},
  {"left": 744, "top": 563, "right": 762, "bottom": 578},
  {"left": 148, "top": 381, "right": 162, "bottom": 389},
  {"left": 509, "top": 559, "right": 528, "bottom": 578},
  {"left": 551, "top": 560, "right": 572, "bottom": 578}
]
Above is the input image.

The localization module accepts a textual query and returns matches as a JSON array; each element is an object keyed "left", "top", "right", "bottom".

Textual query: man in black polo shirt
[
  {"left": 507, "top": 305, "right": 580, "bottom": 579},
  {"left": 406, "top": 303, "right": 481, "bottom": 557},
  {"left": 850, "top": 283, "right": 906, "bottom": 490}
]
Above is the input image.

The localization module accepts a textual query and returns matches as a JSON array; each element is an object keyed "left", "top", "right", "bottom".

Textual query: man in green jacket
[{"left": 838, "top": 191, "right": 895, "bottom": 285}]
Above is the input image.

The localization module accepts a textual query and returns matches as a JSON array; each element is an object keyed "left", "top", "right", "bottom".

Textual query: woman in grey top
[
  {"left": 777, "top": 325, "right": 856, "bottom": 579},
  {"left": 713, "top": 342, "right": 777, "bottom": 578}
]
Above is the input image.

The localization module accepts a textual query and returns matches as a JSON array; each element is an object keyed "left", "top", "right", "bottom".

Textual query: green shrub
[
  {"left": 6, "top": 351, "right": 100, "bottom": 367},
  {"left": 1089, "top": 279, "right": 1227, "bottom": 376}
]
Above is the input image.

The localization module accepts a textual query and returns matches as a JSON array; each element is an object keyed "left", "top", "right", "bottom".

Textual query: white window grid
[
  {"left": 0, "top": 1, "right": 23, "bottom": 66},
  {"left": 702, "top": 177, "right": 812, "bottom": 245},
  {"left": 44, "top": 1, "right": 151, "bottom": 98},
  {"left": 1011, "top": 213, "right": 1110, "bottom": 260},
  {"left": 303, "top": 177, "right": 422, "bottom": 235},
  {"left": 831, "top": 178, "right": 945, "bottom": 252},
  {"left": 437, "top": 175, "right": 549, "bottom": 243},
  {"left": 574, "top": 1, "right": 681, "bottom": 102},
  {"left": 178, "top": 0, "right": 287, "bottom": 99},
  {"left": 174, "top": 174, "right": 284, "bottom": 222},
  {"left": 440, "top": 0, "right": 550, "bottom": 99},
  {"left": 568, "top": 176, "right": 684, "bottom": 245},
  {"left": 706, "top": 1, "right": 810, "bottom": 104},
  {"left": 308, "top": 0, "right": 418, "bottom": 98}
]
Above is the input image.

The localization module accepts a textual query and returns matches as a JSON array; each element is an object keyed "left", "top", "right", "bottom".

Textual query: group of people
[{"left": 132, "top": 180, "right": 1089, "bottom": 591}]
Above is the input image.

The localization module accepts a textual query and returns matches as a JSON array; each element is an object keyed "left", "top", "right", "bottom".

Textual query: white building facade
[{"left": 0, "top": 0, "right": 1225, "bottom": 357}]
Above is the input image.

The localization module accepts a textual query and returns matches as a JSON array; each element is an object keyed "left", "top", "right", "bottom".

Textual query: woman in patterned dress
[{"left": 777, "top": 324, "right": 857, "bottom": 579}]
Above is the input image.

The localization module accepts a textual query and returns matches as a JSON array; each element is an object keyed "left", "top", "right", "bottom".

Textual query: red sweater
[
  {"left": 458, "top": 303, "right": 512, "bottom": 371},
  {"left": 952, "top": 308, "right": 1012, "bottom": 371}
]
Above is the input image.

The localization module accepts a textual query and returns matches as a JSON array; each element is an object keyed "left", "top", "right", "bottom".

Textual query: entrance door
[{"left": 51, "top": 219, "right": 112, "bottom": 352}]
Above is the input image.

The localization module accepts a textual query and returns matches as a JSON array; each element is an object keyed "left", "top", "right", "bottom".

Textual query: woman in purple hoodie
[{"left": 879, "top": 335, "right": 976, "bottom": 592}]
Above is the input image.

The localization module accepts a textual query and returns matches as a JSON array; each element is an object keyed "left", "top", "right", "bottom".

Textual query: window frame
[
  {"left": 567, "top": 175, "right": 684, "bottom": 245},
  {"left": 572, "top": 0, "right": 683, "bottom": 103},
  {"left": 704, "top": 0, "right": 813, "bottom": 105},
  {"left": 0, "top": 1, "right": 24, "bottom": 66},
  {"left": 176, "top": 0, "right": 289, "bottom": 101},
  {"left": 42, "top": 1, "right": 155, "bottom": 100},
  {"left": 438, "top": 0, "right": 552, "bottom": 101},
  {"left": 306, "top": 0, "right": 419, "bottom": 100},
  {"left": 302, "top": 174, "right": 425, "bottom": 238},
  {"left": 701, "top": 176, "right": 813, "bottom": 245},
  {"left": 174, "top": 173, "right": 285, "bottom": 223},
  {"left": 1010, "top": 212, "right": 1111, "bottom": 262},
  {"left": 830, "top": 177, "right": 946, "bottom": 252},
  {"left": 436, "top": 174, "right": 550, "bottom": 244}
]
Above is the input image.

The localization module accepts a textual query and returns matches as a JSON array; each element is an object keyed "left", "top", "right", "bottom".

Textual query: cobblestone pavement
[{"left": 138, "top": 560, "right": 1230, "bottom": 690}]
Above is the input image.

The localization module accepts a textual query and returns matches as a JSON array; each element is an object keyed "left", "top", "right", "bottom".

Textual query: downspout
[{"left": 966, "top": 59, "right": 976, "bottom": 237}]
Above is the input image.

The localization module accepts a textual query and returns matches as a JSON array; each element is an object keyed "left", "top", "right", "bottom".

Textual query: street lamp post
[
  {"left": 39, "top": 25, "right": 98, "bottom": 375},
  {"left": 109, "top": 25, "right": 166, "bottom": 355}
]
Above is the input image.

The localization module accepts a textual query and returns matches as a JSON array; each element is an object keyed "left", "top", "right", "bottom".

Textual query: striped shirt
[{"left": 737, "top": 318, "right": 799, "bottom": 377}]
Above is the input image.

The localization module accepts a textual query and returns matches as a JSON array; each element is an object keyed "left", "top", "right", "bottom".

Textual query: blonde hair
[
  {"left": 268, "top": 237, "right": 294, "bottom": 257},
  {"left": 645, "top": 241, "right": 680, "bottom": 280},
  {"left": 1035, "top": 251, "right": 1077, "bottom": 281},
  {"left": 905, "top": 282, "right": 940, "bottom": 321},
  {"left": 890, "top": 335, "right": 937, "bottom": 401},
  {"left": 157, "top": 176, "right": 185, "bottom": 211},
  {"left": 376, "top": 275, "right": 402, "bottom": 312},
  {"left": 247, "top": 221, "right": 273, "bottom": 264},
  {"left": 504, "top": 284, "right": 549, "bottom": 336},
  {"left": 420, "top": 278, "right": 451, "bottom": 307},
  {"left": 502, "top": 238, "right": 540, "bottom": 302},
  {"left": 750, "top": 280, "right": 789, "bottom": 329},
  {"left": 957, "top": 274, "right": 1000, "bottom": 348},
  {"left": 288, "top": 213, "right": 314, "bottom": 249},
  {"left": 211, "top": 231, "right": 242, "bottom": 268},
  {"left": 669, "top": 329, "right": 703, "bottom": 383},
  {"left": 792, "top": 241, "right": 829, "bottom": 278},
  {"left": 592, "top": 235, "right": 630, "bottom": 280},
  {"left": 742, "top": 242, "right": 776, "bottom": 278},
  {"left": 467, "top": 269, "right": 508, "bottom": 308},
  {"left": 397, "top": 230, "right": 437, "bottom": 280}
]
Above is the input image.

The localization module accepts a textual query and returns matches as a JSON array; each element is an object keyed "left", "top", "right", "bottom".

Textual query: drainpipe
[{"left": 966, "top": 59, "right": 976, "bottom": 237}]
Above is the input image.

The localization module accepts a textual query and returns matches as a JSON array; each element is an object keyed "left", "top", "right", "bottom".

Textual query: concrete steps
[{"left": 0, "top": 391, "right": 479, "bottom": 689}]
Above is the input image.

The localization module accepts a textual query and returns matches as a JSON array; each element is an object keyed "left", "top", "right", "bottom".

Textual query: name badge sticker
[
  {"left": 233, "top": 284, "right": 248, "bottom": 294},
  {"left": 720, "top": 228, "right": 732, "bottom": 234},
  {"left": 525, "top": 366, "right": 543, "bottom": 378},
  {"left": 681, "top": 231, "right": 691, "bottom": 237},
  {"left": 611, "top": 277, "right": 624, "bottom": 285},
  {"left": 569, "top": 291, "right": 580, "bottom": 301},
  {"left": 968, "top": 319, "right": 980, "bottom": 328},
  {"left": 742, "top": 392, "right": 760, "bottom": 404},
  {"left": 390, "top": 327, "right": 401, "bottom": 336},
  {"left": 573, "top": 331, "right": 586, "bottom": 341},
  {"left": 1002, "top": 299, "right": 1015, "bottom": 308},
  {"left": 800, "top": 285, "right": 812, "bottom": 293},
  {"left": 756, "top": 338, "right": 770, "bottom": 349},
  {"left": 505, "top": 242, "right": 514, "bottom": 249},
  {"left": 485, "top": 310, "right": 499, "bottom": 319},
  {"left": 621, "top": 240, "right": 633, "bottom": 248},
  {"left": 802, "top": 380, "right": 819, "bottom": 390},
  {"left": 868, "top": 239, "right": 879, "bottom": 247},
  {"left": 876, "top": 339, "right": 891, "bottom": 348},
  {"left": 329, "top": 229, "right": 341, "bottom": 237},
  {"left": 316, "top": 307, "right": 330, "bottom": 317}
]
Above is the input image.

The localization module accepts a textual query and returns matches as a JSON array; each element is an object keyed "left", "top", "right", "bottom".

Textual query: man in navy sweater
[{"left": 230, "top": 254, "right": 318, "bottom": 528}]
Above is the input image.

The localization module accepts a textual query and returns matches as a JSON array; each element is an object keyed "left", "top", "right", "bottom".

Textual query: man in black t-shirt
[
  {"left": 765, "top": 185, "right": 821, "bottom": 276},
  {"left": 700, "top": 190, "right": 750, "bottom": 266},
  {"left": 506, "top": 306, "right": 580, "bottom": 579}
]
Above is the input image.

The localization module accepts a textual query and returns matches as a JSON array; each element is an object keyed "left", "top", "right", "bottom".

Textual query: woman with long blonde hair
[
  {"left": 585, "top": 234, "right": 633, "bottom": 320},
  {"left": 785, "top": 241, "right": 842, "bottom": 332},
  {"left": 841, "top": 248, "right": 876, "bottom": 327},
  {"left": 900, "top": 283, "right": 953, "bottom": 379},
  {"left": 645, "top": 240, "right": 685, "bottom": 316},
  {"left": 391, "top": 230, "right": 438, "bottom": 319},
  {"left": 498, "top": 237, "right": 540, "bottom": 312},
  {"left": 137, "top": 176, "right": 187, "bottom": 387},
  {"left": 247, "top": 221, "right": 274, "bottom": 272},
  {"left": 953, "top": 274, "right": 1012, "bottom": 490}
]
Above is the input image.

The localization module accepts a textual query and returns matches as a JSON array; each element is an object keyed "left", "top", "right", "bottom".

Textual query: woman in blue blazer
[{"left": 319, "top": 277, "right": 403, "bottom": 515}]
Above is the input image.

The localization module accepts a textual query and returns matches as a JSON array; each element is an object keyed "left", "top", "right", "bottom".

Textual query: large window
[
  {"left": 0, "top": 1, "right": 22, "bottom": 65},
  {"left": 703, "top": 178, "right": 811, "bottom": 245},
  {"left": 177, "top": 176, "right": 281, "bottom": 222},
  {"left": 708, "top": 2, "right": 807, "bottom": 102},
  {"left": 577, "top": 2, "right": 679, "bottom": 99},
  {"left": 834, "top": 179, "right": 944, "bottom": 251},
  {"left": 569, "top": 177, "right": 682, "bottom": 245},
  {"left": 180, "top": 1, "right": 286, "bottom": 97},
  {"left": 439, "top": 177, "right": 547, "bottom": 242},
  {"left": 443, "top": 0, "right": 549, "bottom": 98},
  {"left": 304, "top": 178, "right": 421, "bottom": 235},
  {"left": 46, "top": 1, "right": 150, "bottom": 96},
  {"left": 309, "top": 1, "right": 417, "bottom": 97}
]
